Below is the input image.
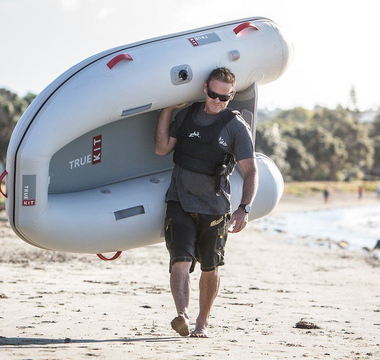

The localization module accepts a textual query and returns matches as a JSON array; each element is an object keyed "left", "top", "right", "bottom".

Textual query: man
[{"left": 155, "top": 67, "right": 257, "bottom": 338}]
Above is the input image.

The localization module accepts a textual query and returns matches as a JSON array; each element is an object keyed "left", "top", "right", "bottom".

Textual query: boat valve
[
  {"left": 179, "top": 70, "right": 188, "bottom": 81},
  {"left": 170, "top": 65, "right": 193, "bottom": 85}
]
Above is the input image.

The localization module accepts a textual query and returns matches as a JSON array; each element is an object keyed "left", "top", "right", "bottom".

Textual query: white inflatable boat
[{"left": 1, "top": 17, "right": 293, "bottom": 257}]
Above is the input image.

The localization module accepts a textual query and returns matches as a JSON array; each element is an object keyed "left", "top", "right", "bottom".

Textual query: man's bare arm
[
  {"left": 155, "top": 104, "right": 187, "bottom": 156},
  {"left": 229, "top": 157, "right": 258, "bottom": 233}
]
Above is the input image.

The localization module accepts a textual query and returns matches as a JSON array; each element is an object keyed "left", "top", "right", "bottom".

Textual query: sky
[{"left": 0, "top": 0, "right": 379, "bottom": 111}]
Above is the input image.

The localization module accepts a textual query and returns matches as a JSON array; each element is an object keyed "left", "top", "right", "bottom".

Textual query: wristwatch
[{"left": 239, "top": 204, "right": 251, "bottom": 214}]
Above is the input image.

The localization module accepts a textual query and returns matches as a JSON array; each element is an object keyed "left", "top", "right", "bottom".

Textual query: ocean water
[{"left": 257, "top": 205, "right": 380, "bottom": 250}]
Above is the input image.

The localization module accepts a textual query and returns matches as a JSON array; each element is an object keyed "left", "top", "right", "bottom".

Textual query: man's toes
[{"left": 190, "top": 329, "right": 208, "bottom": 338}]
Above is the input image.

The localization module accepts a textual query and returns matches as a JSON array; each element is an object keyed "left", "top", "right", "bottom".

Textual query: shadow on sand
[{"left": 0, "top": 336, "right": 181, "bottom": 347}]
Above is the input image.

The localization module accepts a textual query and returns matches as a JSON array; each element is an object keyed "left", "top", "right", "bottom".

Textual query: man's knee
[
  {"left": 172, "top": 261, "right": 192, "bottom": 273},
  {"left": 201, "top": 267, "right": 219, "bottom": 277}
]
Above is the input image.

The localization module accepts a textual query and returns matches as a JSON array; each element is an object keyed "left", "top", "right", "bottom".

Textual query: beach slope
[{"left": 0, "top": 194, "right": 379, "bottom": 359}]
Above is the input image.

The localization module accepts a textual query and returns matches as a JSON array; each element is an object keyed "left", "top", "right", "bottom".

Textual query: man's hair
[{"left": 206, "top": 67, "right": 236, "bottom": 88}]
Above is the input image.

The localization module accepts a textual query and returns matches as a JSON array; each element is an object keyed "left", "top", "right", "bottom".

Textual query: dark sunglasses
[{"left": 206, "top": 87, "right": 233, "bottom": 102}]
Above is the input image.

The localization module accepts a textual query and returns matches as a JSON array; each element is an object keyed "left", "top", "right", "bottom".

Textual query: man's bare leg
[
  {"left": 191, "top": 268, "right": 220, "bottom": 338},
  {"left": 170, "top": 261, "right": 192, "bottom": 336}
]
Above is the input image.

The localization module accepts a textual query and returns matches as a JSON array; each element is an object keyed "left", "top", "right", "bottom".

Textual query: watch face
[{"left": 245, "top": 205, "right": 251, "bottom": 213}]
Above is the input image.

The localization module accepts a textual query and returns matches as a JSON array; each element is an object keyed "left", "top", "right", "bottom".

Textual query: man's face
[{"left": 203, "top": 80, "right": 235, "bottom": 115}]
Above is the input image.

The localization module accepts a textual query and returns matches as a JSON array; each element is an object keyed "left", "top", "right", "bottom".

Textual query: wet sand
[{"left": 0, "top": 193, "right": 379, "bottom": 359}]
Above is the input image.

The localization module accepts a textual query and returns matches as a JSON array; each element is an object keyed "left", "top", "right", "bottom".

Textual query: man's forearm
[
  {"left": 155, "top": 108, "right": 174, "bottom": 155},
  {"left": 229, "top": 159, "right": 257, "bottom": 233},
  {"left": 241, "top": 166, "right": 258, "bottom": 205}
]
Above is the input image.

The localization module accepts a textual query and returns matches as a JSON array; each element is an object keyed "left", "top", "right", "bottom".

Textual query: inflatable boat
[{"left": 1, "top": 17, "right": 293, "bottom": 257}]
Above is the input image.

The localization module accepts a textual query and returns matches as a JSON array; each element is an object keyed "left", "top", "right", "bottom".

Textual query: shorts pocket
[
  {"left": 215, "top": 232, "right": 226, "bottom": 252},
  {"left": 216, "top": 234, "right": 226, "bottom": 252},
  {"left": 217, "top": 213, "right": 230, "bottom": 237}
]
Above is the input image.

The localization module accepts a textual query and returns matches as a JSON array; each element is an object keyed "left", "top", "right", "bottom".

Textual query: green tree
[
  {"left": 255, "top": 122, "right": 289, "bottom": 176},
  {"left": 275, "top": 106, "right": 313, "bottom": 123},
  {"left": 282, "top": 134, "right": 316, "bottom": 181},
  {"left": 257, "top": 105, "right": 377, "bottom": 181},
  {"left": 370, "top": 113, "right": 380, "bottom": 137},
  {"left": 371, "top": 136, "right": 380, "bottom": 174},
  {"left": 349, "top": 85, "right": 358, "bottom": 112},
  {"left": 282, "top": 123, "right": 348, "bottom": 181},
  {"left": 0, "top": 89, "right": 36, "bottom": 167},
  {"left": 312, "top": 107, "right": 373, "bottom": 179}
]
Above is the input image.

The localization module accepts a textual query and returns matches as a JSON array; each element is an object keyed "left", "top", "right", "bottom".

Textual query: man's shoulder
[
  {"left": 226, "top": 109, "right": 251, "bottom": 132},
  {"left": 177, "top": 102, "right": 204, "bottom": 122}
]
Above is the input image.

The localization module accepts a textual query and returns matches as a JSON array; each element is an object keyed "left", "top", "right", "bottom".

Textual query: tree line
[
  {"left": 256, "top": 106, "right": 380, "bottom": 181},
  {"left": 1, "top": 87, "right": 380, "bottom": 182}
]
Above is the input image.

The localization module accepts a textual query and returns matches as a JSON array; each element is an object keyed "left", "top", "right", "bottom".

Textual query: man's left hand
[{"left": 228, "top": 208, "right": 248, "bottom": 233}]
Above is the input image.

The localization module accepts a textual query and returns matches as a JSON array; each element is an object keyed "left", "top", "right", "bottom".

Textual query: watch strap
[{"left": 239, "top": 204, "right": 250, "bottom": 213}]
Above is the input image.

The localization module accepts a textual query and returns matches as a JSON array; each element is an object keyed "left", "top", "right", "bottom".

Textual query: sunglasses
[{"left": 206, "top": 87, "right": 233, "bottom": 102}]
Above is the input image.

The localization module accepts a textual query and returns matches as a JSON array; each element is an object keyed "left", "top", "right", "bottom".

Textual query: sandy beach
[{"left": 0, "top": 193, "right": 379, "bottom": 359}]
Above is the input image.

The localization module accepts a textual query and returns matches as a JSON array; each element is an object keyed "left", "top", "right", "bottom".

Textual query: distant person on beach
[
  {"left": 323, "top": 187, "right": 329, "bottom": 203},
  {"left": 155, "top": 67, "right": 257, "bottom": 338},
  {"left": 358, "top": 185, "right": 364, "bottom": 199},
  {"left": 376, "top": 183, "right": 380, "bottom": 200}
]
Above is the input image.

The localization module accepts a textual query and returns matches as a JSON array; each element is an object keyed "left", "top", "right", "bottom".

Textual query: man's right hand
[{"left": 165, "top": 103, "right": 188, "bottom": 112}]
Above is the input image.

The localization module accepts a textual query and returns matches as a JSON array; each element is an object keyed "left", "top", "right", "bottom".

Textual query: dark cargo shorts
[{"left": 164, "top": 200, "right": 230, "bottom": 273}]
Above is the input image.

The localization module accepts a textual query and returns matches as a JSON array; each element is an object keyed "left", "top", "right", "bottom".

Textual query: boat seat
[
  {"left": 241, "top": 108, "right": 253, "bottom": 127},
  {"left": 241, "top": 108, "right": 256, "bottom": 146}
]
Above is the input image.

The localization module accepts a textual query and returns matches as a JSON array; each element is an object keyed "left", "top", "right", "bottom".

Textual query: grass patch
[{"left": 284, "top": 181, "right": 378, "bottom": 196}]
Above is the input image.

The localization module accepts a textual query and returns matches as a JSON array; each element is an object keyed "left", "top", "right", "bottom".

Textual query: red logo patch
[
  {"left": 188, "top": 38, "right": 199, "bottom": 46},
  {"left": 92, "top": 135, "right": 102, "bottom": 165}
]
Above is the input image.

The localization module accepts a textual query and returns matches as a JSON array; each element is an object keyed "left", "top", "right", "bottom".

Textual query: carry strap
[
  {"left": 0, "top": 170, "right": 8, "bottom": 198},
  {"left": 97, "top": 251, "right": 122, "bottom": 261}
]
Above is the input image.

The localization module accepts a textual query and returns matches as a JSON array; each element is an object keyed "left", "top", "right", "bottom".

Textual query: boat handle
[
  {"left": 0, "top": 170, "right": 8, "bottom": 198},
  {"left": 233, "top": 22, "right": 259, "bottom": 35},
  {"left": 97, "top": 251, "right": 122, "bottom": 261},
  {"left": 107, "top": 54, "right": 133, "bottom": 69}
]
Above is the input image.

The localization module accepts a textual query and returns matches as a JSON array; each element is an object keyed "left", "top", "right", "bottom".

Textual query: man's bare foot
[
  {"left": 190, "top": 326, "right": 208, "bottom": 338},
  {"left": 171, "top": 312, "right": 190, "bottom": 336}
]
